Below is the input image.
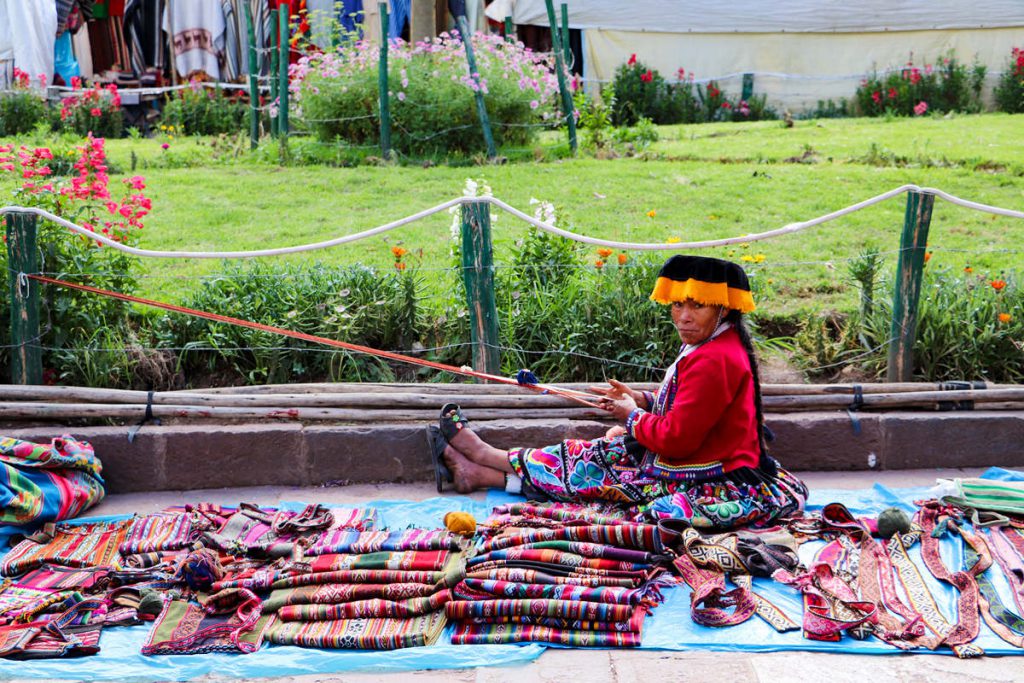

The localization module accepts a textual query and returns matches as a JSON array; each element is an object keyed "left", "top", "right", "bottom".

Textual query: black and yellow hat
[{"left": 649, "top": 255, "right": 755, "bottom": 313}]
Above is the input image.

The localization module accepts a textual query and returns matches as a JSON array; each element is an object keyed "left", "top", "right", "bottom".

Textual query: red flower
[
  {"left": 991, "top": 279, "right": 1007, "bottom": 291},
  {"left": 707, "top": 84, "right": 720, "bottom": 98},
  {"left": 887, "top": 87, "right": 897, "bottom": 100},
  {"left": 721, "top": 101, "right": 732, "bottom": 109},
  {"left": 640, "top": 70, "right": 653, "bottom": 83},
  {"left": 627, "top": 53, "right": 637, "bottom": 67},
  {"left": 677, "top": 68, "right": 685, "bottom": 80},
  {"left": 871, "top": 91, "right": 881, "bottom": 104}
]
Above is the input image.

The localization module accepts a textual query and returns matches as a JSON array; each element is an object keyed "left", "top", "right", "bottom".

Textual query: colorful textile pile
[
  {"left": 447, "top": 502, "right": 671, "bottom": 647},
  {"left": 0, "top": 436, "right": 105, "bottom": 525}
]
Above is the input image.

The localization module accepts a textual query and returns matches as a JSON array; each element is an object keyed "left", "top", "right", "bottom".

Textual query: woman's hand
[
  {"left": 599, "top": 392, "right": 638, "bottom": 421},
  {"left": 604, "top": 425, "right": 626, "bottom": 439},
  {"left": 590, "top": 379, "right": 648, "bottom": 409}
]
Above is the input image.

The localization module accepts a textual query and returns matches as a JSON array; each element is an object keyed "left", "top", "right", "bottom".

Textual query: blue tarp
[{"left": 1, "top": 468, "right": 1022, "bottom": 680}]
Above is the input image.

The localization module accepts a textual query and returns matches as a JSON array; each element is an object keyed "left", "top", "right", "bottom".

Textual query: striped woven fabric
[
  {"left": 266, "top": 610, "right": 448, "bottom": 650},
  {"left": 277, "top": 590, "right": 452, "bottom": 621},
  {"left": 0, "top": 520, "right": 131, "bottom": 577},
  {"left": 467, "top": 560, "right": 648, "bottom": 581},
  {"left": 445, "top": 598, "right": 634, "bottom": 622},
  {"left": 262, "top": 582, "right": 440, "bottom": 613},
  {"left": 451, "top": 621, "right": 642, "bottom": 647},
  {"left": 13, "top": 565, "right": 106, "bottom": 592},
  {"left": 270, "top": 569, "right": 445, "bottom": 590},
  {"left": 0, "top": 585, "right": 80, "bottom": 625},
  {"left": 320, "top": 507, "right": 380, "bottom": 533},
  {"left": 465, "top": 568, "right": 642, "bottom": 588},
  {"left": 454, "top": 578, "right": 645, "bottom": 606},
  {"left": 306, "top": 529, "right": 463, "bottom": 556},
  {"left": 480, "top": 524, "right": 660, "bottom": 553},
  {"left": 0, "top": 436, "right": 105, "bottom": 525},
  {"left": 469, "top": 548, "right": 649, "bottom": 573},
  {"left": 508, "top": 541, "right": 658, "bottom": 563},
  {"left": 142, "top": 588, "right": 270, "bottom": 655},
  {"left": 119, "top": 512, "right": 194, "bottom": 555},
  {"left": 467, "top": 608, "right": 647, "bottom": 632},
  {"left": 489, "top": 502, "right": 633, "bottom": 526},
  {"left": 309, "top": 550, "right": 453, "bottom": 572}
]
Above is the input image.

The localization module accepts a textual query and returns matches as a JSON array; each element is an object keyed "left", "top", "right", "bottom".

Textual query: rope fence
[{"left": 1, "top": 182, "right": 1022, "bottom": 387}]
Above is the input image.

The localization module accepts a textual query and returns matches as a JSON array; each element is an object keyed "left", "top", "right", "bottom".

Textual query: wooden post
[
  {"left": 243, "top": 2, "right": 260, "bottom": 149},
  {"left": 544, "top": 0, "right": 577, "bottom": 154},
  {"left": 460, "top": 202, "right": 500, "bottom": 377},
  {"left": 887, "top": 191, "right": 935, "bottom": 382},
  {"left": 378, "top": 2, "right": 392, "bottom": 160},
  {"left": 6, "top": 213, "right": 41, "bottom": 385},
  {"left": 560, "top": 3, "right": 571, "bottom": 68},
  {"left": 278, "top": 2, "right": 290, "bottom": 137},
  {"left": 456, "top": 15, "right": 497, "bottom": 160},
  {"left": 741, "top": 73, "right": 754, "bottom": 102},
  {"left": 504, "top": 16, "right": 514, "bottom": 42},
  {"left": 269, "top": 6, "right": 279, "bottom": 137}
]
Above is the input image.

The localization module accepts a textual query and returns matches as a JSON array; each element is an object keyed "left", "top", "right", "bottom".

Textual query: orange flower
[
  {"left": 617, "top": 252, "right": 628, "bottom": 265},
  {"left": 395, "top": 261, "right": 406, "bottom": 271},
  {"left": 991, "top": 279, "right": 1007, "bottom": 291},
  {"left": 391, "top": 246, "right": 408, "bottom": 259},
  {"left": 964, "top": 266, "right": 973, "bottom": 274},
  {"left": 924, "top": 252, "right": 932, "bottom": 263},
  {"left": 998, "top": 313, "right": 1012, "bottom": 323},
  {"left": 594, "top": 260, "right": 605, "bottom": 269},
  {"left": 597, "top": 247, "right": 613, "bottom": 259},
  {"left": 646, "top": 210, "right": 656, "bottom": 218}
]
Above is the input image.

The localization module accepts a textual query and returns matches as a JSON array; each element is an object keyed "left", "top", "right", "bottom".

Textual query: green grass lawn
[{"left": 4, "top": 113, "right": 1024, "bottom": 323}]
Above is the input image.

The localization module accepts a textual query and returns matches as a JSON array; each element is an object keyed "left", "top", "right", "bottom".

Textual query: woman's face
[{"left": 671, "top": 299, "right": 723, "bottom": 345}]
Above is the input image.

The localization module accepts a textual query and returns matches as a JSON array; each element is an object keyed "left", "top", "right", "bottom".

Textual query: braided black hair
[{"left": 724, "top": 309, "right": 777, "bottom": 475}]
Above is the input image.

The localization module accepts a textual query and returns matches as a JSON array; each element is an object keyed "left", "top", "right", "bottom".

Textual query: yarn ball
[
  {"left": 876, "top": 507, "right": 912, "bottom": 538},
  {"left": 174, "top": 548, "right": 223, "bottom": 590},
  {"left": 444, "top": 511, "right": 477, "bottom": 536}
]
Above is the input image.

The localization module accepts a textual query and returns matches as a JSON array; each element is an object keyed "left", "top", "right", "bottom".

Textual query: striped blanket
[
  {"left": 0, "top": 436, "right": 105, "bottom": 526},
  {"left": 266, "top": 610, "right": 448, "bottom": 650}
]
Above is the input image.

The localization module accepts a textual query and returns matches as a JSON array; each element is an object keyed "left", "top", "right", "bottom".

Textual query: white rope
[{"left": 1, "top": 185, "right": 1021, "bottom": 259}]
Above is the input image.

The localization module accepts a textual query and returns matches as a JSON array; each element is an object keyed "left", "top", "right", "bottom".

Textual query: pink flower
[
  {"left": 161, "top": 143, "right": 170, "bottom": 150},
  {"left": 127, "top": 176, "right": 146, "bottom": 190},
  {"left": 677, "top": 68, "right": 685, "bottom": 80},
  {"left": 887, "top": 87, "right": 897, "bottom": 100},
  {"left": 90, "top": 107, "right": 102, "bottom": 117},
  {"left": 627, "top": 53, "right": 637, "bottom": 67},
  {"left": 913, "top": 101, "right": 928, "bottom": 116},
  {"left": 71, "top": 76, "right": 82, "bottom": 89},
  {"left": 640, "top": 69, "right": 653, "bottom": 83},
  {"left": 529, "top": 99, "right": 539, "bottom": 109},
  {"left": 871, "top": 91, "right": 881, "bottom": 104}
]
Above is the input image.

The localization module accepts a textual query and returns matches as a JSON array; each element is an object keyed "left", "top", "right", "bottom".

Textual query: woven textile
[
  {"left": 469, "top": 548, "right": 649, "bottom": 573},
  {"left": 119, "top": 512, "right": 194, "bottom": 555},
  {"left": 262, "top": 582, "right": 440, "bottom": 613},
  {"left": 445, "top": 598, "right": 634, "bottom": 622},
  {"left": 0, "top": 436, "right": 105, "bottom": 525},
  {"left": 488, "top": 502, "right": 632, "bottom": 527},
  {"left": 453, "top": 578, "right": 645, "bottom": 605},
  {"left": 466, "top": 609, "right": 647, "bottom": 632},
  {"left": 480, "top": 524, "right": 661, "bottom": 554},
  {"left": 277, "top": 590, "right": 452, "bottom": 621},
  {"left": 141, "top": 588, "right": 270, "bottom": 655},
  {"left": 306, "top": 529, "right": 462, "bottom": 556},
  {"left": 465, "top": 568, "right": 642, "bottom": 588},
  {"left": 270, "top": 569, "right": 444, "bottom": 590},
  {"left": 0, "top": 520, "right": 131, "bottom": 577},
  {"left": 265, "top": 610, "right": 447, "bottom": 650},
  {"left": 451, "top": 621, "right": 642, "bottom": 647},
  {"left": 309, "top": 550, "right": 454, "bottom": 572}
]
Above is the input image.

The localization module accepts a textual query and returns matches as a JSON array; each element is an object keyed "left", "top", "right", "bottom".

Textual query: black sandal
[
  {"left": 439, "top": 403, "right": 470, "bottom": 443},
  {"left": 426, "top": 425, "right": 453, "bottom": 493}
]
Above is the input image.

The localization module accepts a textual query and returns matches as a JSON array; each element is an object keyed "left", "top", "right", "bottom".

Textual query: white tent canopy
[
  {"left": 509, "top": 1, "right": 1024, "bottom": 113},
  {"left": 511, "top": 0, "right": 1024, "bottom": 33}
]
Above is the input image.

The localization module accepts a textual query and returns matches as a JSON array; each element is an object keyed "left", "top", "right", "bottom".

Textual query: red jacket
[{"left": 629, "top": 328, "right": 760, "bottom": 473}]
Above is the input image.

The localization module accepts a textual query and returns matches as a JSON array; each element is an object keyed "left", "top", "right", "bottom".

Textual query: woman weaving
[{"left": 432, "top": 255, "right": 808, "bottom": 530}]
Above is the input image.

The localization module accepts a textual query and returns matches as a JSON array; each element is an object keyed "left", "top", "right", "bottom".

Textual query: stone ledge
[{"left": 5, "top": 410, "right": 1021, "bottom": 493}]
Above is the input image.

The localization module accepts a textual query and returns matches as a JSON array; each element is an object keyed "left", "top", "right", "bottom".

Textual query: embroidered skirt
[{"left": 507, "top": 436, "right": 807, "bottom": 530}]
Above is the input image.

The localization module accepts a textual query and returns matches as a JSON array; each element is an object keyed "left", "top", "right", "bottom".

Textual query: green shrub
[
  {"left": 55, "top": 80, "right": 124, "bottom": 138},
  {"left": 855, "top": 52, "right": 986, "bottom": 117},
  {"left": 0, "top": 69, "right": 47, "bottom": 136},
  {"left": 994, "top": 47, "right": 1024, "bottom": 113},
  {"left": 293, "top": 33, "right": 562, "bottom": 157},
  {"left": 161, "top": 84, "right": 249, "bottom": 135}
]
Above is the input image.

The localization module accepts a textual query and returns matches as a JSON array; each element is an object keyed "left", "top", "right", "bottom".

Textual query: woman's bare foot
[
  {"left": 443, "top": 444, "right": 505, "bottom": 493},
  {"left": 443, "top": 409, "right": 513, "bottom": 473}
]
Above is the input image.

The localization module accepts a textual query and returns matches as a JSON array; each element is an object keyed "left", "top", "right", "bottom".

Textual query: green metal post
[
  {"left": 269, "top": 7, "right": 279, "bottom": 137},
  {"left": 887, "top": 191, "right": 935, "bottom": 382},
  {"left": 504, "top": 16, "right": 514, "bottom": 42},
  {"left": 456, "top": 15, "right": 497, "bottom": 160},
  {"left": 278, "top": 2, "right": 290, "bottom": 137},
  {"left": 378, "top": 3, "right": 391, "bottom": 160},
  {"left": 741, "top": 73, "right": 754, "bottom": 102},
  {"left": 560, "top": 3, "right": 571, "bottom": 68},
  {"left": 544, "top": 0, "right": 576, "bottom": 154},
  {"left": 243, "top": 2, "right": 260, "bottom": 149},
  {"left": 460, "top": 202, "right": 500, "bottom": 377},
  {"left": 6, "top": 213, "right": 41, "bottom": 385}
]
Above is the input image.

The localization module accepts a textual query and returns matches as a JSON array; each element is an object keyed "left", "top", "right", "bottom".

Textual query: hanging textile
[
  {"left": 162, "top": 0, "right": 226, "bottom": 80},
  {"left": 124, "top": 0, "right": 166, "bottom": 79}
]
